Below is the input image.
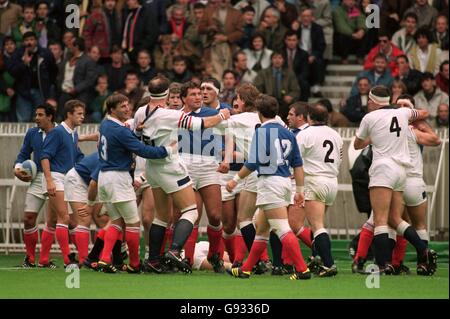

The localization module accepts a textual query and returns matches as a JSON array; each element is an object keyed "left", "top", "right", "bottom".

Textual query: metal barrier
[{"left": 0, "top": 124, "right": 448, "bottom": 253}]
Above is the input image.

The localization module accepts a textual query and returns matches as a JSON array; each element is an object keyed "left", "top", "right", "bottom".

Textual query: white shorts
[
  {"left": 369, "top": 159, "right": 406, "bottom": 191},
  {"left": 220, "top": 170, "right": 244, "bottom": 201},
  {"left": 134, "top": 173, "right": 151, "bottom": 197},
  {"left": 404, "top": 177, "right": 427, "bottom": 207},
  {"left": 146, "top": 158, "right": 192, "bottom": 194},
  {"left": 182, "top": 155, "right": 220, "bottom": 191},
  {"left": 192, "top": 241, "right": 210, "bottom": 271},
  {"left": 255, "top": 175, "right": 292, "bottom": 210},
  {"left": 304, "top": 176, "right": 338, "bottom": 206},
  {"left": 243, "top": 171, "right": 258, "bottom": 193},
  {"left": 64, "top": 168, "right": 88, "bottom": 203},
  {"left": 105, "top": 201, "right": 140, "bottom": 224},
  {"left": 42, "top": 171, "right": 66, "bottom": 192},
  {"left": 98, "top": 171, "right": 136, "bottom": 203}
]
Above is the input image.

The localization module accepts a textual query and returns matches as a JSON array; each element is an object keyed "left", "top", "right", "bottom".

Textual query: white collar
[
  {"left": 299, "top": 123, "right": 309, "bottom": 130},
  {"left": 192, "top": 107, "right": 202, "bottom": 114},
  {"left": 61, "top": 121, "right": 75, "bottom": 134},
  {"left": 106, "top": 115, "right": 125, "bottom": 126},
  {"left": 0, "top": 1, "right": 9, "bottom": 9},
  {"left": 261, "top": 119, "right": 280, "bottom": 127}
]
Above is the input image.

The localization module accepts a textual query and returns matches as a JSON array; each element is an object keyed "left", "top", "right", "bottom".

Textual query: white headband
[
  {"left": 396, "top": 98, "right": 414, "bottom": 109},
  {"left": 201, "top": 82, "right": 219, "bottom": 95},
  {"left": 369, "top": 91, "right": 390, "bottom": 106},
  {"left": 150, "top": 89, "right": 169, "bottom": 99}
]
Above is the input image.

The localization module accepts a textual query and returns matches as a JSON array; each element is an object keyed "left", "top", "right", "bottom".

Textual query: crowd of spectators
[{"left": 0, "top": 0, "right": 448, "bottom": 127}]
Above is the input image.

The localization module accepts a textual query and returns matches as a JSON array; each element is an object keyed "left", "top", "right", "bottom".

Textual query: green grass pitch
[{"left": 0, "top": 241, "right": 448, "bottom": 299}]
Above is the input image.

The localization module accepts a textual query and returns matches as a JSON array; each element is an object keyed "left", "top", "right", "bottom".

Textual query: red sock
[
  {"left": 168, "top": 227, "right": 174, "bottom": 248},
  {"left": 126, "top": 227, "right": 141, "bottom": 268},
  {"left": 296, "top": 227, "right": 312, "bottom": 248},
  {"left": 38, "top": 225, "right": 55, "bottom": 265},
  {"left": 98, "top": 228, "right": 106, "bottom": 240},
  {"left": 183, "top": 226, "right": 198, "bottom": 265},
  {"left": 160, "top": 227, "right": 173, "bottom": 255},
  {"left": 56, "top": 224, "right": 71, "bottom": 265},
  {"left": 100, "top": 224, "right": 122, "bottom": 264},
  {"left": 282, "top": 245, "right": 294, "bottom": 265},
  {"left": 207, "top": 224, "right": 224, "bottom": 259},
  {"left": 75, "top": 226, "right": 90, "bottom": 263},
  {"left": 242, "top": 237, "right": 267, "bottom": 272},
  {"left": 260, "top": 246, "right": 270, "bottom": 262},
  {"left": 281, "top": 232, "right": 307, "bottom": 272},
  {"left": 355, "top": 227, "right": 374, "bottom": 261},
  {"left": 392, "top": 235, "right": 408, "bottom": 267},
  {"left": 24, "top": 226, "right": 39, "bottom": 264},
  {"left": 69, "top": 229, "right": 77, "bottom": 249},
  {"left": 222, "top": 232, "right": 236, "bottom": 263},
  {"left": 234, "top": 233, "right": 247, "bottom": 263}
]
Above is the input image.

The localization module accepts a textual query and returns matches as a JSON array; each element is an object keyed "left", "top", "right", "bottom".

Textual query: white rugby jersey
[
  {"left": 137, "top": 105, "right": 203, "bottom": 165},
  {"left": 297, "top": 125, "right": 343, "bottom": 178},
  {"left": 356, "top": 107, "right": 419, "bottom": 167},
  {"left": 217, "top": 112, "right": 286, "bottom": 160},
  {"left": 406, "top": 126, "right": 423, "bottom": 178},
  {"left": 125, "top": 118, "right": 146, "bottom": 178}
]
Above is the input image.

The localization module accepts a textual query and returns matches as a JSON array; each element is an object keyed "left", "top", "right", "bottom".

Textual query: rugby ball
[{"left": 22, "top": 160, "right": 37, "bottom": 180}]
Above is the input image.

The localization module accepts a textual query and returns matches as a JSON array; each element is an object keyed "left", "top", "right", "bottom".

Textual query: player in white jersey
[
  {"left": 136, "top": 75, "right": 230, "bottom": 273},
  {"left": 354, "top": 85, "right": 435, "bottom": 273},
  {"left": 296, "top": 103, "right": 343, "bottom": 277}
]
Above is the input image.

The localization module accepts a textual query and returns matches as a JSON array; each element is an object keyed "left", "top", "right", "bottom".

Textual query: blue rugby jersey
[
  {"left": 74, "top": 152, "right": 100, "bottom": 185},
  {"left": 98, "top": 116, "right": 168, "bottom": 172},
  {"left": 244, "top": 120, "right": 303, "bottom": 176},
  {"left": 15, "top": 127, "right": 49, "bottom": 172},
  {"left": 41, "top": 122, "right": 84, "bottom": 174}
]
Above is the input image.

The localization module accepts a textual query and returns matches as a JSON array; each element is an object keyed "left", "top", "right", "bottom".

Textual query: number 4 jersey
[
  {"left": 356, "top": 107, "right": 419, "bottom": 168},
  {"left": 296, "top": 124, "right": 343, "bottom": 178}
]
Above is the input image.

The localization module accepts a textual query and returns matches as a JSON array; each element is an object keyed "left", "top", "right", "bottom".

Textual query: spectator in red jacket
[{"left": 364, "top": 33, "right": 405, "bottom": 77}]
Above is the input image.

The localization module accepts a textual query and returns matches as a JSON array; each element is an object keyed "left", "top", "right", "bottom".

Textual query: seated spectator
[
  {"left": 404, "top": 0, "right": 438, "bottom": 29},
  {"left": 135, "top": 49, "right": 157, "bottom": 87},
  {"left": 166, "top": 55, "right": 193, "bottom": 83},
  {"left": 257, "top": 7, "right": 287, "bottom": 52},
  {"left": 380, "top": 0, "right": 412, "bottom": 38},
  {"left": 167, "top": 82, "right": 183, "bottom": 110},
  {"left": 87, "top": 45, "right": 105, "bottom": 75},
  {"left": 0, "top": 0, "right": 22, "bottom": 36},
  {"left": 62, "top": 30, "right": 76, "bottom": 61},
  {"left": 391, "top": 12, "right": 418, "bottom": 55},
  {"left": 364, "top": 33, "right": 405, "bottom": 77},
  {"left": 219, "top": 69, "right": 237, "bottom": 105},
  {"left": 435, "top": 60, "right": 449, "bottom": 94},
  {"left": 432, "top": 15, "right": 449, "bottom": 52},
  {"left": 2, "top": 36, "right": 16, "bottom": 62},
  {"left": 408, "top": 27, "right": 445, "bottom": 75},
  {"left": 341, "top": 77, "right": 370, "bottom": 125},
  {"left": 414, "top": 72, "right": 449, "bottom": 122},
  {"left": 88, "top": 74, "right": 111, "bottom": 123},
  {"left": 104, "top": 45, "right": 133, "bottom": 92},
  {"left": 48, "top": 41, "right": 64, "bottom": 98},
  {"left": 7, "top": 31, "right": 57, "bottom": 122},
  {"left": 237, "top": 5, "right": 256, "bottom": 50},
  {"left": 234, "top": 0, "right": 270, "bottom": 26},
  {"left": 390, "top": 79, "right": 408, "bottom": 103},
  {"left": 183, "top": 2, "right": 206, "bottom": 64},
  {"left": 282, "top": 30, "right": 309, "bottom": 101},
  {"left": 117, "top": 70, "right": 145, "bottom": 112},
  {"left": 243, "top": 33, "right": 273, "bottom": 72},
  {"left": 273, "top": 0, "right": 298, "bottom": 29},
  {"left": 35, "top": 1, "right": 61, "bottom": 48},
  {"left": 317, "top": 98, "right": 351, "bottom": 127},
  {"left": 296, "top": 8, "right": 326, "bottom": 97},
  {"left": 434, "top": 103, "right": 449, "bottom": 127},
  {"left": 11, "top": 4, "right": 38, "bottom": 47},
  {"left": 167, "top": 4, "right": 190, "bottom": 44},
  {"left": 153, "top": 35, "right": 175, "bottom": 73},
  {"left": 232, "top": 50, "right": 257, "bottom": 84},
  {"left": 395, "top": 54, "right": 423, "bottom": 95},
  {"left": 254, "top": 51, "right": 300, "bottom": 120},
  {"left": 332, "top": 0, "right": 366, "bottom": 64},
  {"left": 350, "top": 54, "right": 394, "bottom": 96},
  {"left": 0, "top": 51, "right": 15, "bottom": 122}
]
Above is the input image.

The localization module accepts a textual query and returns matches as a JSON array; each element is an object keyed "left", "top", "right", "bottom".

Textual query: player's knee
[
  {"left": 179, "top": 204, "right": 198, "bottom": 225},
  {"left": 23, "top": 213, "right": 37, "bottom": 228},
  {"left": 268, "top": 219, "right": 291, "bottom": 239},
  {"left": 142, "top": 213, "right": 153, "bottom": 228},
  {"left": 223, "top": 222, "right": 236, "bottom": 234}
]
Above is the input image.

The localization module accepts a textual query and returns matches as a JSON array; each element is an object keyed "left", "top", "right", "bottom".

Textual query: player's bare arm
[
  {"left": 354, "top": 137, "right": 371, "bottom": 150},
  {"left": 293, "top": 166, "right": 305, "bottom": 208},
  {"left": 41, "top": 158, "right": 55, "bottom": 196},
  {"left": 226, "top": 165, "right": 252, "bottom": 192}
]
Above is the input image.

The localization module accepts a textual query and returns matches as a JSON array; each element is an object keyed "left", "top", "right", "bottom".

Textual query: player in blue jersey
[
  {"left": 226, "top": 94, "right": 311, "bottom": 280},
  {"left": 96, "top": 93, "right": 175, "bottom": 274},
  {"left": 178, "top": 81, "right": 227, "bottom": 272},
  {"left": 14, "top": 104, "right": 57, "bottom": 268},
  {"left": 201, "top": 77, "right": 231, "bottom": 110},
  {"left": 41, "top": 100, "right": 85, "bottom": 267}
]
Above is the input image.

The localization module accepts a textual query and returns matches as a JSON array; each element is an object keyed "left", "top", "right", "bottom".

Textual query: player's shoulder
[{"left": 200, "top": 107, "right": 219, "bottom": 116}]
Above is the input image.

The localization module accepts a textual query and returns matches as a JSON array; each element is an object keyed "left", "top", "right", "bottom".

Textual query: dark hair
[
  {"left": 148, "top": 74, "right": 170, "bottom": 95},
  {"left": 2, "top": 36, "right": 15, "bottom": 46},
  {"left": 373, "top": 53, "right": 388, "bottom": 62},
  {"left": 309, "top": 103, "right": 328, "bottom": 123},
  {"left": 63, "top": 100, "right": 85, "bottom": 119},
  {"left": 73, "top": 37, "right": 85, "bottom": 51},
  {"left": 236, "top": 83, "right": 260, "bottom": 112},
  {"left": 36, "top": 103, "right": 56, "bottom": 122},
  {"left": 284, "top": 29, "right": 298, "bottom": 40},
  {"left": 222, "top": 69, "right": 237, "bottom": 80},
  {"left": 420, "top": 72, "right": 434, "bottom": 82},
  {"left": 36, "top": 1, "right": 49, "bottom": 9},
  {"left": 169, "top": 82, "right": 182, "bottom": 95},
  {"left": 23, "top": 4, "right": 35, "bottom": 11},
  {"left": 241, "top": 5, "right": 255, "bottom": 14},
  {"left": 404, "top": 12, "right": 418, "bottom": 22},
  {"left": 415, "top": 27, "right": 432, "bottom": 42},
  {"left": 173, "top": 55, "right": 186, "bottom": 64},
  {"left": 290, "top": 102, "right": 308, "bottom": 119},
  {"left": 111, "top": 44, "right": 122, "bottom": 54},
  {"left": 202, "top": 77, "right": 221, "bottom": 91},
  {"left": 48, "top": 40, "right": 62, "bottom": 49},
  {"left": 105, "top": 94, "right": 128, "bottom": 114},
  {"left": 22, "top": 31, "right": 37, "bottom": 41},
  {"left": 370, "top": 85, "right": 391, "bottom": 99},
  {"left": 440, "top": 60, "right": 449, "bottom": 72},
  {"left": 396, "top": 93, "right": 416, "bottom": 106},
  {"left": 396, "top": 54, "right": 409, "bottom": 63},
  {"left": 125, "top": 69, "right": 139, "bottom": 78},
  {"left": 137, "top": 49, "right": 151, "bottom": 58},
  {"left": 193, "top": 2, "right": 206, "bottom": 10},
  {"left": 181, "top": 81, "right": 201, "bottom": 98},
  {"left": 249, "top": 33, "right": 266, "bottom": 50},
  {"left": 316, "top": 99, "right": 333, "bottom": 113},
  {"left": 256, "top": 94, "right": 279, "bottom": 119},
  {"left": 270, "top": 51, "right": 284, "bottom": 60},
  {"left": 232, "top": 50, "right": 246, "bottom": 65}
]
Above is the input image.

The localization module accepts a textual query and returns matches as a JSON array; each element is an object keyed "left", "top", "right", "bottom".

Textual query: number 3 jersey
[
  {"left": 356, "top": 107, "right": 419, "bottom": 168},
  {"left": 296, "top": 124, "right": 343, "bottom": 178}
]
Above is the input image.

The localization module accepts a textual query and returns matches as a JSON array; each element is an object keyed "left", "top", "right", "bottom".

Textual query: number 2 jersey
[{"left": 296, "top": 124, "right": 343, "bottom": 178}]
